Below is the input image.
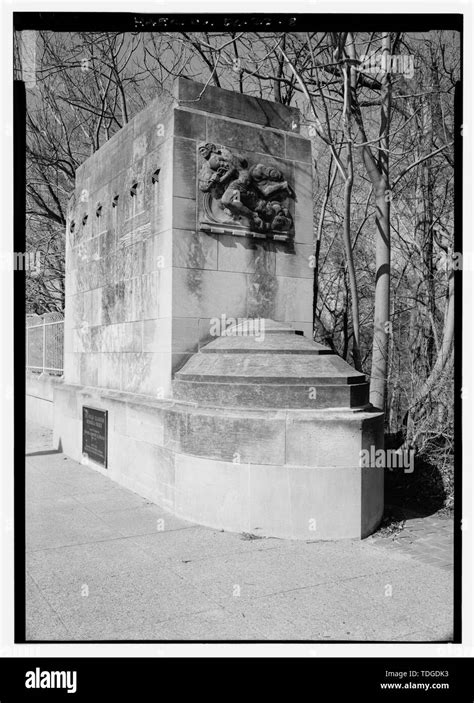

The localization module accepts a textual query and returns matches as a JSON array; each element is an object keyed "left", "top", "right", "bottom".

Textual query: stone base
[
  {"left": 26, "top": 372, "right": 64, "bottom": 429},
  {"left": 53, "top": 383, "right": 384, "bottom": 540}
]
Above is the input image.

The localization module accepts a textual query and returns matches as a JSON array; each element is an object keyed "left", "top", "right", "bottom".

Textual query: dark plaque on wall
[{"left": 82, "top": 406, "right": 108, "bottom": 468}]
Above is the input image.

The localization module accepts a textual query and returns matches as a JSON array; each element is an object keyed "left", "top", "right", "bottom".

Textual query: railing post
[{"left": 26, "top": 324, "right": 29, "bottom": 370}]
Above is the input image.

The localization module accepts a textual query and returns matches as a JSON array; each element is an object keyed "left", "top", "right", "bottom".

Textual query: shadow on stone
[
  {"left": 382, "top": 434, "right": 448, "bottom": 525},
  {"left": 27, "top": 437, "right": 63, "bottom": 458},
  {"left": 26, "top": 448, "right": 63, "bottom": 457}
]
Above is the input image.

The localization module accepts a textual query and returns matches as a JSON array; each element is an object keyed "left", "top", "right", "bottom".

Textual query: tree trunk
[
  {"left": 369, "top": 33, "right": 392, "bottom": 411},
  {"left": 342, "top": 145, "right": 362, "bottom": 370},
  {"left": 341, "top": 62, "right": 362, "bottom": 370},
  {"left": 370, "top": 185, "right": 391, "bottom": 409},
  {"left": 345, "top": 31, "right": 392, "bottom": 409}
]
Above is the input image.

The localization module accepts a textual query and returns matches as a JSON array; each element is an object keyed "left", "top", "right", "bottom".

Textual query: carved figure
[{"left": 198, "top": 142, "right": 295, "bottom": 234}]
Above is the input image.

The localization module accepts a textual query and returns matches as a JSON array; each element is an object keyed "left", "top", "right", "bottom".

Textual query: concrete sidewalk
[{"left": 26, "top": 422, "right": 453, "bottom": 641}]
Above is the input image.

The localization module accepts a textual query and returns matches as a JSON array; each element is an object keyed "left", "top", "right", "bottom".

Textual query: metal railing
[{"left": 26, "top": 312, "right": 64, "bottom": 375}]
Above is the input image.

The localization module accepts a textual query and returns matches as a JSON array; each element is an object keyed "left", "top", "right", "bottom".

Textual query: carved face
[{"left": 198, "top": 143, "right": 217, "bottom": 160}]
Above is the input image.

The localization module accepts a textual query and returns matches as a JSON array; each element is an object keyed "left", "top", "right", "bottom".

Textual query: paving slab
[
  {"left": 128, "top": 527, "right": 283, "bottom": 564},
  {"left": 26, "top": 497, "right": 121, "bottom": 552},
  {"left": 25, "top": 421, "right": 455, "bottom": 642},
  {"left": 26, "top": 575, "right": 71, "bottom": 641},
  {"left": 85, "top": 504, "right": 194, "bottom": 538},
  {"left": 118, "top": 607, "right": 262, "bottom": 641},
  {"left": 367, "top": 503, "right": 454, "bottom": 572}
]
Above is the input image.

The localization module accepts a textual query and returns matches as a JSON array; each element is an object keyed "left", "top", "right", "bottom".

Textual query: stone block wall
[
  {"left": 55, "top": 79, "right": 384, "bottom": 540},
  {"left": 54, "top": 382, "right": 383, "bottom": 540},
  {"left": 64, "top": 78, "right": 314, "bottom": 398},
  {"left": 26, "top": 372, "right": 63, "bottom": 428},
  {"left": 170, "top": 79, "right": 314, "bottom": 372},
  {"left": 64, "top": 94, "right": 175, "bottom": 396}
]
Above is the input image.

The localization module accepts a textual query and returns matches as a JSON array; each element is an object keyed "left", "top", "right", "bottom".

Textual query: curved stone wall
[{"left": 54, "top": 320, "right": 384, "bottom": 540}]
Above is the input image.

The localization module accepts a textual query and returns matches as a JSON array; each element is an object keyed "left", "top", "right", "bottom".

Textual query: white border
[{"left": 1, "top": 0, "right": 472, "bottom": 659}]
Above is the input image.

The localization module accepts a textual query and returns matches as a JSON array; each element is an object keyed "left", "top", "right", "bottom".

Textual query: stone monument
[{"left": 54, "top": 77, "right": 384, "bottom": 540}]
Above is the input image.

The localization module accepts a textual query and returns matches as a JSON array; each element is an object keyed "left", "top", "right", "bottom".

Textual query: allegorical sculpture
[{"left": 198, "top": 142, "right": 295, "bottom": 237}]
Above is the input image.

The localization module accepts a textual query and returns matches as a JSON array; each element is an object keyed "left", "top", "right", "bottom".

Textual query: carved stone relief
[{"left": 197, "top": 142, "right": 295, "bottom": 239}]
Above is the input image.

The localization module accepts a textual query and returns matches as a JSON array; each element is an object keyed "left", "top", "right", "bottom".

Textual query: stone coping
[
  {"left": 57, "top": 383, "right": 381, "bottom": 420},
  {"left": 174, "top": 77, "right": 301, "bottom": 133}
]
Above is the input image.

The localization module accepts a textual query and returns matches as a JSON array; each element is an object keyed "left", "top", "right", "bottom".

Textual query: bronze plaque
[{"left": 82, "top": 406, "right": 108, "bottom": 468}]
